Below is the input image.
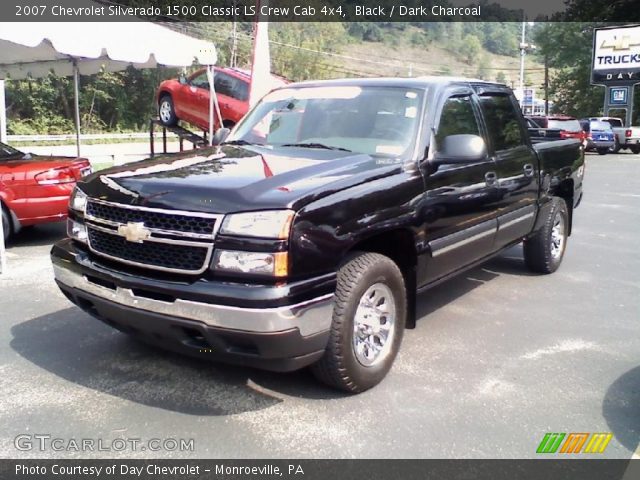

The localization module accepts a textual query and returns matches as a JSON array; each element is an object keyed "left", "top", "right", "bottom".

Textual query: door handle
[
  {"left": 523, "top": 164, "right": 535, "bottom": 177},
  {"left": 485, "top": 171, "right": 498, "bottom": 186}
]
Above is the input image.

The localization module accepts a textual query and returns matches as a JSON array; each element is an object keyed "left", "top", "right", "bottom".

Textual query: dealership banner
[
  {"left": 2, "top": 0, "right": 640, "bottom": 22},
  {"left": 1, "top": 459, "right": 639, "bottom": 480},
  {"left": 592, "top": 24, "right": 640, "bottom": 85}
]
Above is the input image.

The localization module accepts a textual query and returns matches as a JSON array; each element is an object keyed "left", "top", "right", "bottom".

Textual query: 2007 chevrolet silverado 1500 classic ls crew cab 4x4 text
[{"left": 51, "top": 78, "right": 585, "bottom": 392}]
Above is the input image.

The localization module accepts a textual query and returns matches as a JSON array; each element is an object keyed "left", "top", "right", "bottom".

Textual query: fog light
[
  {"left": 212, "top": 250, "right": 288, "bottom": 277},
  {"left": 67, "top": 218, "right": 87, "bottom": 243}
]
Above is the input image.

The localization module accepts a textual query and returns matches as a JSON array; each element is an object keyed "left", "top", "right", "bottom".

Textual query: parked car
[
  {"left": 579, "top": 119, "right": 615, "bottom": 155},
  {"left": 156, "top": 66, "right": 287, "bottom": 132},
  {"left": 525, "top": 117, "right": 563, "bottom": 144},
  {"left": 52, "top": 77, "right": 584, "bottom": 392},
  {"left": 588, "top": 117, "right": 640, "bottom": 154},
  {"left": 528, "top": 115, "right": 587, "bottom": 145},
  {"left": 0, "top": 141, "right": 91, "bottom": 242}
]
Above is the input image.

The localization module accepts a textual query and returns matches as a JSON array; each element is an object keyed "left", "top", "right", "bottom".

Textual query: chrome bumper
[{"left": 53, "top": 265, "right": 334, "bottom": 337}]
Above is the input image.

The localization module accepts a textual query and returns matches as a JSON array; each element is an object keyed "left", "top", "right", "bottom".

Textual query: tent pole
[
  {"left": 0, "top": 79, "right": 7, "bottom": 143},
  {"left": 73, "top": 61, "right": 81, "bottom": 157},
  {"left": 208, "top": 65, "right": 214, "bottom": 146}
]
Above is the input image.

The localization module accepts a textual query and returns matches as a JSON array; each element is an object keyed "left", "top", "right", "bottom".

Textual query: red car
[
  {"left": 0, "top": 141, "right": 91, "bottom": 241},
  {"left": 528, "top": 115, "right": 587, "bottom": 144},
  {"left": 156, "top": 66, "right": 287, "bottom": 131}
]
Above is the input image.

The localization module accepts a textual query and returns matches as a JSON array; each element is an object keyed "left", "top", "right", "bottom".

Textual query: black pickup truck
[{"left": 51, "top": 78, "right": 585, "bottom": 392}]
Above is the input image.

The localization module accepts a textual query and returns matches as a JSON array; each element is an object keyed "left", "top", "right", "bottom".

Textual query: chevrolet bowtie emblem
[
  {"left": 117, "top": 222, "right": 151, "bottom": 243},
  {"left": 601, "top": 35, "right": 640, "bottom": 51}
]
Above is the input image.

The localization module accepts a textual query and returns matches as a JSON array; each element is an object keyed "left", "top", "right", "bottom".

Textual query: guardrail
[{"left": 8, "top": 132, "right": 178, "bottom": 142}]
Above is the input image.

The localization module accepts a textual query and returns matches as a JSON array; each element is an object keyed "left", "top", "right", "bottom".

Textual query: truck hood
[{"left": 79, "top": 145, "right": 402, "bottom": 213}]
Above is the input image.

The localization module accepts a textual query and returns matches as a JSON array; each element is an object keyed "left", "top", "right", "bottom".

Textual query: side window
[
  {"left": 231, "top": 79, "right": 249, "bottom": 101},
  {"left": 479, "top": 94, "right": 525, "bottom": 151},
  {"left": 436, "top": 95, "right": 481, "bottom": 148},
  {"left": 189, "top": 72, "right": 209, "bottom": 90},
  {"left": 214, "top": 73, "right": 235, "bottom": 97}
]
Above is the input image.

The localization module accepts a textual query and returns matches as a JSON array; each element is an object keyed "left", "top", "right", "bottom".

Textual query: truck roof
[{"left": 284, "top": 76, "right": 509, "bottom": 90}]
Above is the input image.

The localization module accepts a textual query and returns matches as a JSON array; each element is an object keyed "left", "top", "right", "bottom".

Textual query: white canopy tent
[
  {"left": 0, "top": 21, "right": 218, "bottom": 154},
  {"left": 0, "top": 20, "right": 218, "bottom": 274}
]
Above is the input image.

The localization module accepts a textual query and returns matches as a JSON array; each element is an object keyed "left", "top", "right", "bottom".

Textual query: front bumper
[{"left": 51, "top": 239, "right": 334, "bottom": 371}]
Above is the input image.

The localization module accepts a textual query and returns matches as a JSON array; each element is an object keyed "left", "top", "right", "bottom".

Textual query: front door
[{"left": 418, "top": 89, "right": 501, "bottom": 285}]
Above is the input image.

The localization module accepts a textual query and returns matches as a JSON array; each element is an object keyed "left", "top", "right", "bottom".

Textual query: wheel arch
[
  {"left": 344, "top": 228, "right": 418, "bottom": 329},
  {"left": 552, "top": 178, "right": 574, "bottom": 235}
]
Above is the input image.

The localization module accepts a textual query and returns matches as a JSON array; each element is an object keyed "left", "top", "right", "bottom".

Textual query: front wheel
[
  {"left": 523, "top": 198, "right": 569, "bottom": 274},
  {"left": 1, "top": 206, "right": 11, "bottom": 243},
  {"left": 158, "top": 95, "right": 178, "bottom": 126},
  {"left": 311, "top": 252, "right": 406, "bottom": 393}
]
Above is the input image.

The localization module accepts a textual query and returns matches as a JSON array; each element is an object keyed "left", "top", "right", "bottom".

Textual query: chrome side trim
[
  {"left": 432, "top": 228, "right": 495, "bottom": 257},
  {"left": 53, "top": 265, "right": 334, "bottom": 337},
  {"left": 499, "top": 211, "right": 535, "bottom": 230},
  {"left": 86, "top": 224, "right": 213, "bottom": 275},
  {"left": 497, "top": 205, "right": 536, "bottom": 231},
  {"left": 429, "top": 219, "right": 497, "bottom": 258}
]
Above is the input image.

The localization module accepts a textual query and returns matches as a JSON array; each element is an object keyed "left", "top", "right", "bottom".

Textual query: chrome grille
[
  {"left": 83, "top": 199, "right": 222, "bottom": 274},
  {"left": 86, "top": 199, "right": 216, "bottom": 236}
]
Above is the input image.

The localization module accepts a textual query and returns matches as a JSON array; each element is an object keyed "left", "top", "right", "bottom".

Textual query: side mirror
[
  {"left": 212, "top": 128, "right": 231, "bottom": 146},
  {"left": 432, "top": 134, "right": 488, "bottom": 165},
  {"left": 178, "top": 73, "right": 187, "bottom": 85}
]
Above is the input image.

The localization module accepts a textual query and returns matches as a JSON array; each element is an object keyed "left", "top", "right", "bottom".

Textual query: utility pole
[
  {"left": 519, "top": 20, "right": 526, "bottom": 105},
  {"left": 544, "top": 55, "right": 549, "bottom": 115},
  {"left": 230, "top": 1, "right": 238, "bottom": 67}
]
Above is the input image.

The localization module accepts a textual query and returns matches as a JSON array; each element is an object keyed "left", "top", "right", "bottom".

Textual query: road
[{"left": 0, "top": 152, "right": 638, "bottom": 459}]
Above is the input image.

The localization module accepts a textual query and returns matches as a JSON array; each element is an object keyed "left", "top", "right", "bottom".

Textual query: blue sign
[{"left": 609, "top": 87, "right": 628, "bottom": 105}]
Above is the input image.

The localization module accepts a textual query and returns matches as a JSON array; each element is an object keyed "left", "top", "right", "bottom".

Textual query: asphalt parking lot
[{"left": 0, "top": 152, "right": 638, "bottom": 459}]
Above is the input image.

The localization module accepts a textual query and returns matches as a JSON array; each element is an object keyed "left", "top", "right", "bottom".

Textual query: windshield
[
  {"left": 0, "top": 142, "right": 22, "bottom": 159},
  {"left": 590, "top": 121, "right": 612, "bottom": 132},
  {"left": 228, "top": 85, "right": 425, "bottom": 158},
  {"left": 602, "top": 118, "right": 623, "bottom": 128},
  {"left": 547, "top": 119, "right": 581, "bottom": 132}
]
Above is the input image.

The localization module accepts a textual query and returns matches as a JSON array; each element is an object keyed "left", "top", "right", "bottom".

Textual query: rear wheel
[
  {"left": 630, "top": 145, "right": 640, "bottom": 154},
  {"left": 523, "top": 198, "right": 568, "bottom": 274},
  {"left": 158, "top": 95, "right": 178, "bottom": 126},
  {"left": 311, "top": 252, "right": 406, "bottom": 393},
  {"left": 597, "top": 147, "right": 609, "bottom": 155}
]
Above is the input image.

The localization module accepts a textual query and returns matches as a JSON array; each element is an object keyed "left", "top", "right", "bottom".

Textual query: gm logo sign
[{"left": 537, "top": 433, "right": 612, "bottom": 454}]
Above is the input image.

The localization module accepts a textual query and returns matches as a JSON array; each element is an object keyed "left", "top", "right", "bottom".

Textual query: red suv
[
  {"left": 156, "top": 67, "right": 287, "bottom": 132},
  {"left": 528, "top": 115, "right": 586, "bottom": 145}
]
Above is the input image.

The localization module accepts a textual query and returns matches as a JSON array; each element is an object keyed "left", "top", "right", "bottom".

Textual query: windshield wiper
[
  {"left": 281, "top": 142, "right": 352, "bottom": 152},
  {"left": 222, "top": 139, "right": 254, "bottom": 146}
]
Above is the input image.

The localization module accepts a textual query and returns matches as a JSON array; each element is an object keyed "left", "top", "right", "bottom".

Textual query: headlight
[
  {"left": 220, "top": 210, "right": 294, "bottom": 239},
  {"left": 67, "top": 218, "right": 87, "bottom": 243},
  {"left": 69, "top": 187, "right": 87, "bottom": 212},
  {"left": 212, "top": 250, "right": 288, "bottom": 277}
]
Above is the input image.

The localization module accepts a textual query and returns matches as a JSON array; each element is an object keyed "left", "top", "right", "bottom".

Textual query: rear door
[
  {"left": 476, "top": 89, "right": 538, "bottom": 248},
  {"left": 418, "top": 88, "right": 501, "bottom": 285}
]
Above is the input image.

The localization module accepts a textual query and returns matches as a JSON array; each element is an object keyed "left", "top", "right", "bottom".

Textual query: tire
[
  {"left": 158, "top": 95, "right": 178, "bottom": 126},
  {"left": 1, "top": 205, "right": 11, "bottom": 243},
  {"left": 630, "top": 145, "right": 640, "bottom": 155},
  {"left": 612, "top": 138, "right": 621, "bottom": 153},
  {"left": 311, "top": 252, "right": 406, "bottom": 393},
  {"left": 523, "top": 198, "right": 569, "bottom": 274},
  {"left": 597, "top": 148, "right": 608, "bottom": 155}
]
